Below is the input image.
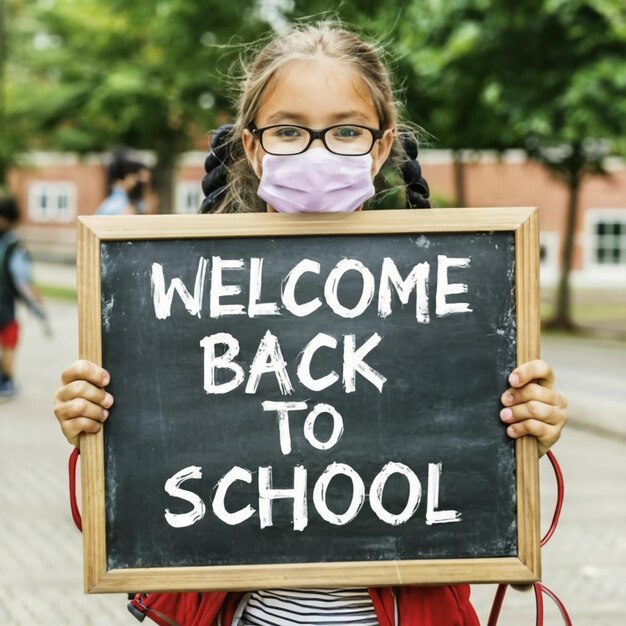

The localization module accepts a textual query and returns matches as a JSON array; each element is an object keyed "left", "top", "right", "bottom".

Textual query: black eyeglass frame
[{"left": 247, "top": 122, "right": 384, "bottom": 156}]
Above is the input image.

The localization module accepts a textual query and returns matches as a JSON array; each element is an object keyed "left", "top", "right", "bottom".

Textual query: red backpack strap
[
  {"left": 488, "top": 451, "right": 571, "bottom": 625},
  {"left": 488, "top": 582, "right": 572, "bottom": 626},
  {"left": 128, "top": 591, "right": 229, "bottom": 626},
  {"left": 69, "top": 447, "right": 82, "bottom": 531}
]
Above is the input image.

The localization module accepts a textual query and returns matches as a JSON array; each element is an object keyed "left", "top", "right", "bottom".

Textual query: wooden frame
[{"left": 77, "top": 207, "right": 541, "bottom": 593}]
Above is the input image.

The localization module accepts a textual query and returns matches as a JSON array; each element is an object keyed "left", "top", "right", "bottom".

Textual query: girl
[{"left": 54, "top": 20, "right": 568, "bottom": 626}]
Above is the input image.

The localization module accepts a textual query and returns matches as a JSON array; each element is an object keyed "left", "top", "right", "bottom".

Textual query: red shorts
[{"left": 0, "top": 320, "right": 19, "bottom": 349}]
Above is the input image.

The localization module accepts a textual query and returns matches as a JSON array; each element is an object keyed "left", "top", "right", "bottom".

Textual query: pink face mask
[{"left": 257, "top": 149, "right": 375, "bottom": 213}]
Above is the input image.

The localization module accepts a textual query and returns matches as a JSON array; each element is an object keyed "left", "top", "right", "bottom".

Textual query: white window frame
[
  {"left": 28, "top": 181, "right": 76, "bottom": 223},
  {"left": 583, "top": 209, "right": 626, "bottom": 283},
  {"left": 175, "top": 181, "right": 203, "bottom": 214},
  {"left": 539, "top": 230, "right": 559, "bottom": 286}
]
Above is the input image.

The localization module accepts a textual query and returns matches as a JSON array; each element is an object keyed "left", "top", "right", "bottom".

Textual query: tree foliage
[
  {"left": 4, "top": 0, "right": 626, "bottom": 324},
  {"left": 5, "top": 0, "right": 269, "bottom": 205}
]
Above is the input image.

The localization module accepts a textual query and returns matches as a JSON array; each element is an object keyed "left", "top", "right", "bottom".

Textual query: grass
[
  {"left": 541, "top": 290, "right": 626, "bottom": 341},
  {"left": 542, "top": 292, "right": 626, "bottom": 320},
  {"left": 541, "top": 302, "right": 626, "bottom": 321},
  {"left": 38, "top": 284, "right": 77, "bottom": 301}
]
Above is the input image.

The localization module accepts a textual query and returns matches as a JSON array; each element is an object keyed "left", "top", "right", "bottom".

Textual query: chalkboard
[{"left": 77, "top": 208, "right": 541, "bottom": 593}]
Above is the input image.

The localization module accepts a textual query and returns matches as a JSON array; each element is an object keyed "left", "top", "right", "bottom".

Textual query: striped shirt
[{"left": 234, "top": 588, "right": 379, "bottom": 625}]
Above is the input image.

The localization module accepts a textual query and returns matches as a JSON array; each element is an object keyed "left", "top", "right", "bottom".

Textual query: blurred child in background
[
  {"left": 0, "top": 194, "right": 48, "bottom": 399},
  {"left": 96, "top": 150, "right": 155, "bottom": 216}
]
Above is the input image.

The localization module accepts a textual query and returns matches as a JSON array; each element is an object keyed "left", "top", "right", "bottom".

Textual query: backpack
[{"left": 0, "top": 233, "right": 20, "bottom": 326}]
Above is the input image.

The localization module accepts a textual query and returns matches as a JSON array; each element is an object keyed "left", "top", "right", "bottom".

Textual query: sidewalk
[{"left": 35, "top": 261, "right": 77, "bottom": 291}]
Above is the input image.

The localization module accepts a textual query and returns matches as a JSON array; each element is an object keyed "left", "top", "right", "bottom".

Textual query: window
[
  {"left": 591, "top": 216, "right": 626, "bottom": 266},
  {"left": 176, "top": 182, "right": 202, "bottom": 214},
  {"left": 539, "top": 231, "right": 559, "bottom": 284},
  {"left": 29, "top": 182, "right": 76, "bottom": 222}
]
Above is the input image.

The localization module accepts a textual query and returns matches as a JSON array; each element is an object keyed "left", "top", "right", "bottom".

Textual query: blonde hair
[{"left": 210, "top": 21, "right": 413, "bottom": 214}]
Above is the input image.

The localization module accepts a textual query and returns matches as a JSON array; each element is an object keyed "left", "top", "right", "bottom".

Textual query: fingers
[
  {"left": 501, "top": 412, "right": 566, "bottom": 455},
  {"left": 501, "top": 383, "right": 567, "bottom": 420},
  {"left": 508, "top": 359, "right": 555, "bottom": 389},
  {"left": 55, "top": 360, "right": 113, "bottom": 447},
  {"left": 501, "top": 360, "right": 568, "bottom": 456},
  {"left": 61, "top": 359, "right": 110, "bottom": 387}
]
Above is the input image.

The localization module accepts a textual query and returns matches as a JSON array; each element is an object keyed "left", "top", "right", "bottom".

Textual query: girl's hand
[
  {"left": 54, "top": 360, "right": 113, "bottom": 447},
  {"left": 500, "top": 359, "right": 568, "bottom": 456}
]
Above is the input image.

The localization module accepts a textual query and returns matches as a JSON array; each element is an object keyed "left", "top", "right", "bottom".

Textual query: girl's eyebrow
[
  {"left": 328, "top": 111, "right": 372, "bottom": 124},
  {"left": 264, "top": 110, "right": 373, "bottom": 125},
  {"left": 264, "top": 111, "right": 306, "bottom": 124}
]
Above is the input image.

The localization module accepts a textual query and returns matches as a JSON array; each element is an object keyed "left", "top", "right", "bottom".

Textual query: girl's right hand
[{"left": 54, "top": 360, "right": 113, "bottom": 447}]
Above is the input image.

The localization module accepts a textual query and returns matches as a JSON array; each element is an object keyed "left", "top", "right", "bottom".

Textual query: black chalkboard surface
[{"left": 77, "top": 208, "right": 541, "bottom": 593}]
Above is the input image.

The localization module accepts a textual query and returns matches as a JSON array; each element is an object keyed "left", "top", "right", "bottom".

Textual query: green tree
[
  {"left": 9, "top": 0, "right": 268, "bottom": 210},
  {"left": 0, "top": 0, "right": 7, "bottom": 186},
  {"left": 483, "top": 0, "right": 626, "bottom": 329},
  {"left": 0, "top": 0, "right": 32, "bottom": 188},
  {"left": 399, "top": 0, "right": 626, "bottom": 328},
  {"left": 286, "top": 1, "right": 519, "bottom": 206}
]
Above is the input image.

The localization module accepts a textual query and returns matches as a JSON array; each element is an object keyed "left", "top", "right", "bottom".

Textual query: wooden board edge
[
  {"left": 77, "top": 219, "right": 108, "bottom": 593},
  {"left": 86, "top": 556, "right": 539, "bottom": 593},
  {"left": 513, "top": 207, "right": 542, "bottom": 581},
  {"left": 78, "top": 207, "right": 539, "bottom": 240}
]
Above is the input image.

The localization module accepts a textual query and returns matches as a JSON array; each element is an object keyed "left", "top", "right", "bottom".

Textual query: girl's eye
[
  {"left": 273, "top": 126, "right": 304, "bottom": 140},
  {"left": 333, "top": 126, "right": 363, "bottom": 140}
]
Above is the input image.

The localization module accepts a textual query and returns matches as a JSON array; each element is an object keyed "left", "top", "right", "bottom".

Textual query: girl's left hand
[{"left": 500, "top": 359, "right": 568, "bottom": 456}]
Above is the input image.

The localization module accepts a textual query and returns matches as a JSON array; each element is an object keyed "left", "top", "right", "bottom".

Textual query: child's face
[{"left": 242, "top": 57, "right": 395, "bottom": 210}]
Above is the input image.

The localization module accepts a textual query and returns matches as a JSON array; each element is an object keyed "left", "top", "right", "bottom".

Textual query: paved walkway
[{"left": 1, "top": 287, "right": 624, "bottom": 624}]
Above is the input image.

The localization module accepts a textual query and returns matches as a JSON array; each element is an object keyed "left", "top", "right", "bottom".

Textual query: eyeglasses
[{"left": 248, "top": 122, "right": 383, "bottom": 156}]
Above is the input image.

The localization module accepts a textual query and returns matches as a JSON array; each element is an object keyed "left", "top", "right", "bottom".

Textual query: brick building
[{"left": 7, "top": 150, "right": 626, "bottom": 287}]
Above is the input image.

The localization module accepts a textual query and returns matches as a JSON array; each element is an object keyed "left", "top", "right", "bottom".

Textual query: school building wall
[{"left": 7, "top": 150, "right": 626, "bottom": 287}]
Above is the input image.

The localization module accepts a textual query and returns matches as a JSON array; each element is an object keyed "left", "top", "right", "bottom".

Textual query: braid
[
  {"left": 398, "top": 132, "right": 431, "bottom": 209},
  {"left": 199, "top": 124, "right": 235, "bottom": 214}
]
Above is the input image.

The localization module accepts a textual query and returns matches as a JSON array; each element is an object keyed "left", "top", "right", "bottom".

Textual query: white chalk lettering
[
  {"left": 343, "top": 333, "right": 387, "bottom": 393},
  {"left": 246, "top": 330, "right": 293, "bottom": 395},
  {"left": 210, "top": 256, "right": 246, "bottom": 318},
  {"left": 258, "top": 465, "right": 308, "bottom": 531},
  {"left": 154, "top": 254, "right": 474, "bottom": 321},
  {"left": 378, "top": 258, "right": 430, "bottom": 323},
  {"left": 313, "top": 462, "right": 365, "bottom": 525},
  {"left": 324, "top": 259, "right": 375, "bottom": 318},
  {"left": 296, "top": 333, "right": 339, "bottom": 391},
  {"left": 426, "top": 462, "right": 462, "bottom": 525},
  {"left": 165, "top": 460, "right": 459, "bottom": 529},
  {"left": 151, "top": 258, "right": 208, "bottom": 319},
  {"left": 164, "top": 465, "right": 206, "bottom": 528},
  {"left": 281, "top": 259, "right": 322, "bottom": 317},
  {"left": 212, "top": 466, "right": 256, "bottom": 526},
  {"left": 369, "top": 462, "right": 422, "bottom": 526},
  {"left": 201, "top": 332, "right": 385, "bottom": 396},
  {"left": 249, "top": 257, "right": 280, "bottom": 318},
  {"left": 200, "top": 333, "right": 245, "bottom": 394},
  {"left": 262, "top": 400, "right": 308, "bottom": 455},
  {"left": 436, "top": 255, "right": 472, "bottom": 316},
  {"left": 303, "top": 403, "right": 344, "bottom": 450}
]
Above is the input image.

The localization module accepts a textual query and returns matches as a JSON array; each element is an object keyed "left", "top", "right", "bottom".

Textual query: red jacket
[{"left": 129, "top": 585, "right": 480, "bottom": 626}]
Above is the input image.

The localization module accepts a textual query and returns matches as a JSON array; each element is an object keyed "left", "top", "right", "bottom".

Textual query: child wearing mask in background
[
  {"left": 96, "top": 152, "right": 154, "bottom": 216},
  {"left": 54, "top": 20, "right": 568, "bottom": 626}
]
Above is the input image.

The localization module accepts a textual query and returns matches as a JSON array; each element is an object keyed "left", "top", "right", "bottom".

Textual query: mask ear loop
[{"left": 487, "top": 451, "right": 571, "bottom": 625}]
